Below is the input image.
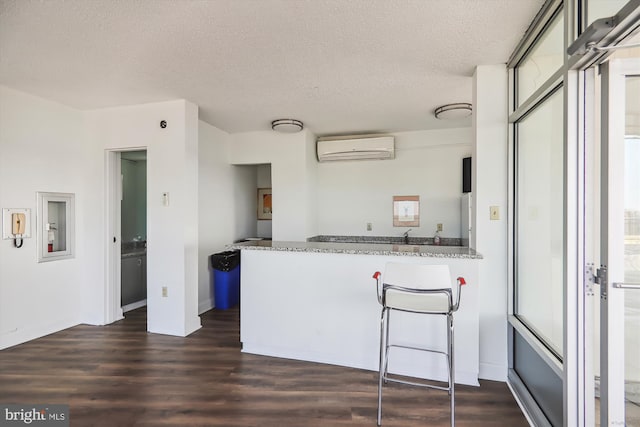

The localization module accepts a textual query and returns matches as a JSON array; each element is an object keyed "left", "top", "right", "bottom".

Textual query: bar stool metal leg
[
  {"left": 377, "top": 307, "right": 387, "bottom": 426},
  {"left": 383, "top": 310, "right": 391, "bottom": 381},
  {"left": 449, "top": 313, "right": 455, "bottom": 426}
]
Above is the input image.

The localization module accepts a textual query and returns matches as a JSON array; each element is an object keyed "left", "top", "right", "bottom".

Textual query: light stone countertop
[{"left": 227, "top": 240, "right": 482, "bottom": 259}]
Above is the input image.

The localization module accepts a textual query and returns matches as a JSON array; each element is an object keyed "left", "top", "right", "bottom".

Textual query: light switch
[
  {"left": 162, "top": 192, "right": 170, "bottom": 207},
  {"left": 490, "top": 206, "right": 500, "bottom": 220},
  {"left": 162, "top": 286, "right": 168, "bottom": 297},
  {"left": 437, "top": 223, "right": 443, "bottom": 232},
  {"left": 366, "top": 222, "right": 372, "bottom": 231}
]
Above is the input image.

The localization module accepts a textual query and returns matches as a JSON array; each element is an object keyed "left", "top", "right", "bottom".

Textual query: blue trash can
[{"left": 210, "top": 251, "right": 240, "bottom": 309}]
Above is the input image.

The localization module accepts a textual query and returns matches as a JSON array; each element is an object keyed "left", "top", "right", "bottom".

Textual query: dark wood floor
[{"left": 0, "top": 307, "right": 528, "bottom": 426}]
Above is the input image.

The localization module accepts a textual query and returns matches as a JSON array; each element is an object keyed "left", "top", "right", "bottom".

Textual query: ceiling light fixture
[
  {"left": 434, "top": 103, "right": 473, "bottom": 120},
  {"left": 271, "top": 119, "right": 304, "bottom": 133}
]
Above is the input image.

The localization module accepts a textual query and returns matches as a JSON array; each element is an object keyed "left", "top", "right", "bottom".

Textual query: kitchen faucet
[{"left": 403, "top": 229, "right": 412, "bottom": 244}]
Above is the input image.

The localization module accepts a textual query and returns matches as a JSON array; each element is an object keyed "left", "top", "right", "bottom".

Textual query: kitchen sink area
[
  {"left": 307, "top": 235, "right": 465, "bottom": 247},
  {"left": 122, "top": 240, "right": 146, "bottom": 256}
]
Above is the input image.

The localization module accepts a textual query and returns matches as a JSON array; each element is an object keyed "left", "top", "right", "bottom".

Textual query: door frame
[
  {"left": 598, "top": 56, "right": 640, "bottom": 427},
  {"left": 104, "top": 147, "right": 147, "bottom": 325}
]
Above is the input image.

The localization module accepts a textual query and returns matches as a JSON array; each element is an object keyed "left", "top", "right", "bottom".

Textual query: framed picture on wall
[
  {"left": 393, "top": 195, "right": 419, "bottom": 227},
  {"left": 257, "top": 188, "right": 272, "bottom": 220}
]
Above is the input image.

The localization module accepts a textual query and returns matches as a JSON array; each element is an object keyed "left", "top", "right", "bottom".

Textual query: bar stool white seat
[{"left": 372, "top": 262, "right": 466, "bottom": 426}]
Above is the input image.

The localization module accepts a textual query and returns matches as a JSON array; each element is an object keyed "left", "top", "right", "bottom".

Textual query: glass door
[{"left": 599, "top": 55, "right": 640, "bottom": 427}]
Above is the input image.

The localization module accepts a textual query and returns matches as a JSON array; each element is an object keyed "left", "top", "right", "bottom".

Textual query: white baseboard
[
  {"left": 122, "top": 299, "right": 147, "bottom": 313},
  {"left": 0, "top": 317, "right": 79, "bottom": 350},
  {"left": 185, "top": 317, "right": 202, "bottom": 337},
  {"left": 479, "top": 362, "right": 508, "bottom": 381},
  {"left": 198, "top": 298, "right": 214, "bottom": 314}
]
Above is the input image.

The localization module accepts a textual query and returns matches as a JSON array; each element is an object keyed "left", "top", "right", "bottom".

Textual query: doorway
[
  {"left": 589, "top": 52, "right": 640, "bottom": 426},
  {"left": 105, "top": 148, "right": 148, "bottom": 325}
]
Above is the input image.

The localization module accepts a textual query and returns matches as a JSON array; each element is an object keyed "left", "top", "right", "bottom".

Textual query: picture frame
[
  {"left": 257, "top": 188, "right": 272, "bottom": 220},
  {"left": 393, "top": 195, "right": 419, "bottom": 227}
]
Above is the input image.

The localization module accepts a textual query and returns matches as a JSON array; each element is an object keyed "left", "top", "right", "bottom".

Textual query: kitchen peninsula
[{"left": 228, "top": 239, "right": 482, "bottom": 386}]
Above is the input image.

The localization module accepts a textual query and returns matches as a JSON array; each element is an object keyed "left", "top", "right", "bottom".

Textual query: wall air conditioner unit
[{"left": 316, "top": 136, "right": 395, "bottom": 162}]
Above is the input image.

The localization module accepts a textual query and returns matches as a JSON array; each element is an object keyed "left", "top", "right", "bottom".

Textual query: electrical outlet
[
  {"left": 490, "top": 206, "right": 500, "bottom": 220},
  {"left": 437, "top": 223, "right": 443, "bottom": 232},
  {"left": 162, "top": 286, "right": 168, "bottom": 297},
  {"left": 366, "top": 222, "right": 372, "bottom": 231}
]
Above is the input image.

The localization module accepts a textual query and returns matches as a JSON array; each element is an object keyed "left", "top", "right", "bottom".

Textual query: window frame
[
  {"left": 509, "top": 0, "right": 567, "bottom": 365},
  {"left": 512, "top": 83, "right": 566, "bottom": 361}
]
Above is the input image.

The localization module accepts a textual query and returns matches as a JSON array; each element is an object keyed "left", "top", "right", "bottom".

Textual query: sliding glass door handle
[{"left": 612, "top": 282, "right": 640, "bottom": 289}]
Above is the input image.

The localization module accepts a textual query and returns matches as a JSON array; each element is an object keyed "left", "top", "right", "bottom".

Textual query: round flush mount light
[
  {"left": 434, "top": 103, "right": 473, "bottom": 120},
  {"left": 271, "top": 119, "right": 304, "bottom": 133}
]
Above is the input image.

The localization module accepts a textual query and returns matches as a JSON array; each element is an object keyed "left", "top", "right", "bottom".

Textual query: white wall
[
  {"left": 229, "top": 128, "right": 471, "bottom": 241},
  {"left": 84, "top": 100, "right": 201, "bottom": 337},
  {"left": 0, "top": 88, "right": 317, "bottom": 345},
  {"left": 234, "top": 166, "right": 258, "bottom": 240},
  {"left": 317, "top": 129, "right": 472, "bottom": 238},
  {"left": 197, "top": 121, "right": 256, "bottom": 313},
  {"left": 473, "top": 65, "right": 509, "bottom": 380},
  {"left": 0, "top": 86, "right": 86, "bottom": 349},
  {"left": 256, "top": 164, "right": 272, "bottom": 238},
  {"left": 305, "top": 130, "right": 319, "bottom": 238},
  {"left": 183, "top": 102, "right": 200, "bottom": 334},
  {"left": 229, "top": 130, "right": 318, "bottom": 241},
  {"left": 198, "top": 121, "right": 256, "bottom": 313}
]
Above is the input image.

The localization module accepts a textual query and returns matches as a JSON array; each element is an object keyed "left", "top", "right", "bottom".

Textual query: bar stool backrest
[{"left": 382, "top": 263, "right": 454, "bottom": 314}]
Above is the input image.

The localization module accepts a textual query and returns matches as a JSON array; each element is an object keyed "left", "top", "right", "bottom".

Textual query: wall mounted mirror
[{"left": 37, "top": 192, "right": 75, "bottom": 262}]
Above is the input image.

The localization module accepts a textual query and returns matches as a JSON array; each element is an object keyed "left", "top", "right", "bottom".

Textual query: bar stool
[{"left": 372, "top": 263, "right": 466, "bottom": 426}]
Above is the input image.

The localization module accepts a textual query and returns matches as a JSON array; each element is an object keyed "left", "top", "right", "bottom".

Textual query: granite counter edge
[{"left": 226, "top": 243, "right": 482, "bottom": 259}]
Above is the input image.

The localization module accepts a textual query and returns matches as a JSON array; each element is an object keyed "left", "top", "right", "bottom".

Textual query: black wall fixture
[{"left": 462, "top": 157, "right": 472, "bottom": 193}]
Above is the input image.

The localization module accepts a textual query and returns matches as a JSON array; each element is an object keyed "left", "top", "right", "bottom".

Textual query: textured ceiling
[{"left": 0, "top": 0, "right": 543, "bottom": 136}]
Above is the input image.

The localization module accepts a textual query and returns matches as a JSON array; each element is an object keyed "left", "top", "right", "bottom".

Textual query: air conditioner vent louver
[{"left": 316, "top": 136, "right": 395, "bottom": 162}]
